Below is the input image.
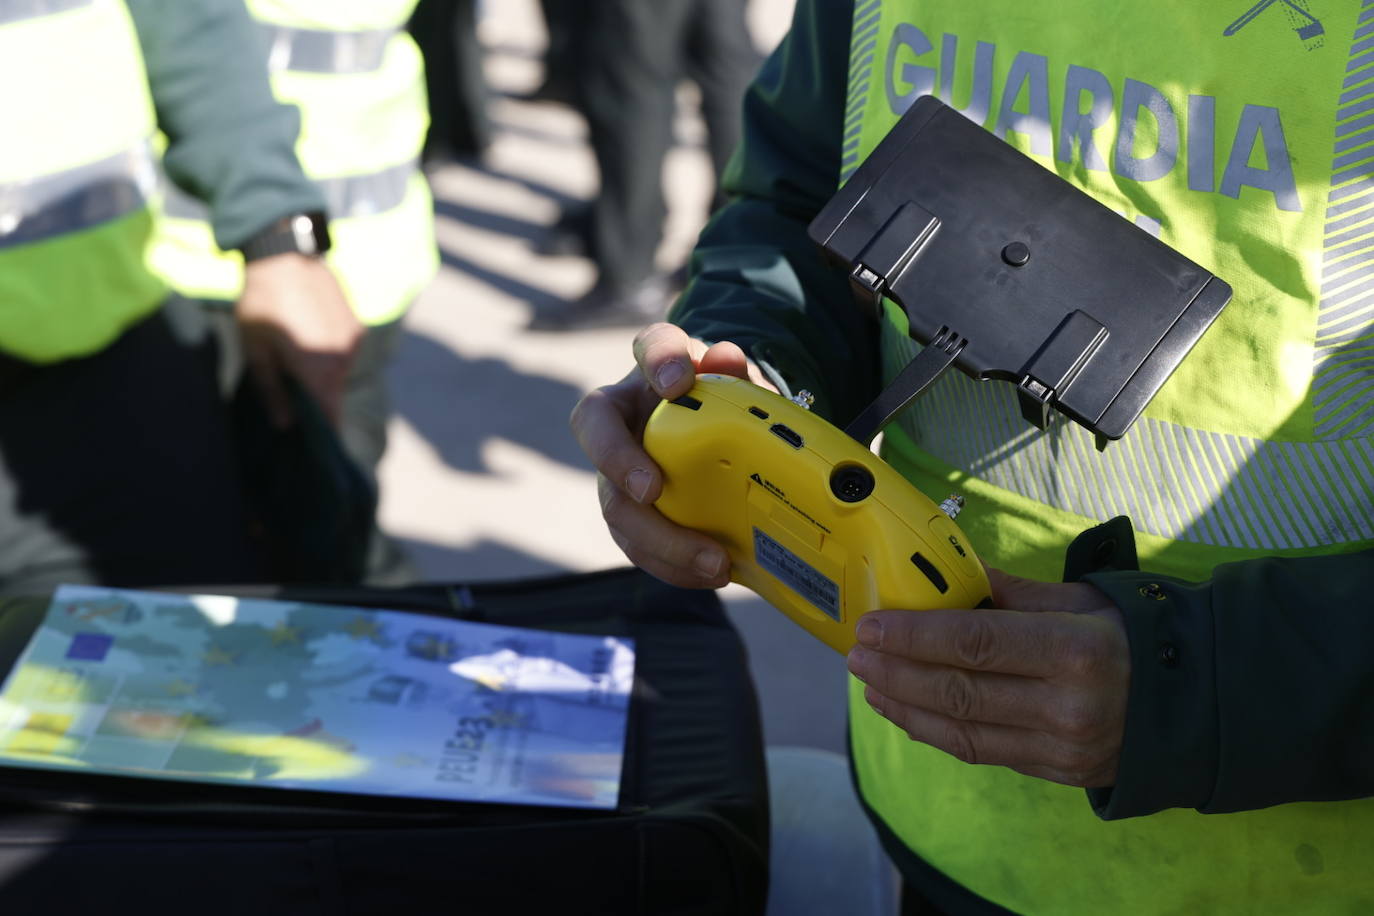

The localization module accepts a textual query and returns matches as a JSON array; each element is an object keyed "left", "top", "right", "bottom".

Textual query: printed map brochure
[{"left": 0, "top": 585, "right": 635, "bottom": 809}]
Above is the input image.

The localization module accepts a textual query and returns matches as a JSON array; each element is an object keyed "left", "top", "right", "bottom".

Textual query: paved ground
[{"left": 378, "top": 0, "right": 851, "bottom": 754}]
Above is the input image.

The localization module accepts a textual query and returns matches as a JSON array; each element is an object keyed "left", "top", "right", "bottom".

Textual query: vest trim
[
  {"left": 0, "top": 0, "right": 89, "bottom": 25},
  {"left": 1317, "top": 6, "right": 1374, "bottom": 439},
  {"left": 841, "top": 0, "right": 883, "bottom": 179},
  {"left": 883, "top": 328, "right": 1374, "bottom": 551},
  {"left": 163, "top": 158, "right": 415, "bottom": 225},
  {"left": 0, "top": 144, "right": 155, "bottom": 250},
  {"left": 260, "top": 23, "right": 397, "bottom": 74}
]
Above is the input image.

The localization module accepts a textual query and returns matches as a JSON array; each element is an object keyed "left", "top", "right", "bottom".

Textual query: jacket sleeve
[
  {"left": 669, "top": 0, "right": 882, "bottom": 428},
  {"left": 1074, "top": 534, "right": 1374, "bottom": 820},
  {"left": 126, "top": 0, "right": 325, "bottom": 250}
]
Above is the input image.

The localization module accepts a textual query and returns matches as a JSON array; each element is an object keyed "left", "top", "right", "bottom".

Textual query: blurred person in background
[
  {"left": 519, "top": 0, "right": 589, "bottom": 107},
  {"left": 409, "top": 0, "right": 491, "bottom": 166},
  {"left": 0, "top": 0, "right": 358, "bottom": 595},
  {"left": 531, "top": 0, "right": 762, "bottom": 331},
  {"left": 149, "top": 0, "right": 440, "bottom": 584}
]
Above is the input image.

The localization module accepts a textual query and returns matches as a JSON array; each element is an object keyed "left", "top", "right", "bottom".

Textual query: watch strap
[{"left": 239, "top": 211, "right": 331, "bottom": 262}]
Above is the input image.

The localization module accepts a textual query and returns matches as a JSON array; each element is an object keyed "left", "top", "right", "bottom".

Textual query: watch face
[{"left": 290, "top": 214, "right": 321, "bottom": 256}]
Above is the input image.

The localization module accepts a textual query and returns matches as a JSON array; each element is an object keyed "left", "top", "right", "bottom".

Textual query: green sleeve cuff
[
  {"left": 1067, "top": 520, "right": 1374, "bottom": 819},
  {"left": 1082, "top": 567, "right": 1221, "bottom": 820}
]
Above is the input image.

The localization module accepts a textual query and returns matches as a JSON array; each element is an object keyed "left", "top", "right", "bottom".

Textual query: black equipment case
[{"left": 0, "top": 568, "right": 769, "bottom": 915}]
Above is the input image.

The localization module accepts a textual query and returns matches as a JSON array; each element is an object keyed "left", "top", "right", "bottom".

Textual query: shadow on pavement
[
  {"left": 388, "top": 328, "right": 590, "bottom": 474},
  {"left": 432, "top": 197, "right": 548, "bottom": 246},
  {"left": 435, "top": 246, "right": 570, "bottom": 314},
  {"left": 467, "top": 163, "right": 586, "bottom": 213},
  {"left": 486, "top": 115, "right": 589, "bottom": 150}
]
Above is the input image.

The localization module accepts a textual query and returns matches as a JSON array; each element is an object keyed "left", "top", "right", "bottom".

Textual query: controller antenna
[{"left": 938, "top": 495, "right": 965, "bottom": 520}]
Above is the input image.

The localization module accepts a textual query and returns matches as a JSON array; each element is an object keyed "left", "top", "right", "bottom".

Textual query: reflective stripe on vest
[
  {"left": 878, "top": 318, "right": 1374, "bottom": 553},
  {"left": 246, "top": 0, "right": 416, "bottom": 32},
  {"left": 148, "top": 0, "right": 434, "bottom": 326},
  {"left": 0, "top": 0, "right": 164, "bottom": 362},
  {"left": 260, "top": 23, "right": 396, "bottom": 74},
  {"left": 0, "top": 144, "right": 155, "bottom": 250},
  {"left": 163, "top": 158, "right": 414, "bottom": 225},
  {"left": 0, "top": 0, "right": 89, "bottom": 24},
  {"left": 843, "top": 3, "right": 1374, "bottom": 916}
]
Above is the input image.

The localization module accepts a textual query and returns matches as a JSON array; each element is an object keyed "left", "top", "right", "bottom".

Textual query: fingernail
[
  {"left": 693, "top": 550, "right": 724, "bottom": 579},
  {"left": 655, "top": 361, "right": 685, "bottom": 391},
  {"left": 864, "top": 685, "right": 887, "bottom": 718},
  {"left": 626, "top": 468, "right": 652, "bottom": 503},
  {"left": 855, "top": 617, "right": 882, "bottom": 649},
  {"left": 846, "top": 646, "right": 872, "bottom": 682}
]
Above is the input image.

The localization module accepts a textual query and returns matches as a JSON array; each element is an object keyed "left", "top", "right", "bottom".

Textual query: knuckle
[
  {"left": 939, "top": 722, "right": 980, "bottom": 766},
  {"left": 569, "top": 388, "right": 607, "bottom": 438},
  {"left": 1059, "top": 649, "right": 1094, "bottom": 681},
  {"left": 607, "top": 527, "right": 632, "bottom": 559},
  {"left": 632, "top": 323, "right": 677, "bottom": 362},
  {"left": 568, "top": 393, "right": 591, "bottom": 431},
  {"left": 1052, "top": 744, "right": 1104, "bottom": 784},
  {"left": 597, "top": 476, "right": 623, "bottom": 517},
  {"left": 863, "top": 657, "right": 892, "bottom": 697},
  {"left": 1060, "top": 631, "right": 1111, "bottom": 680},
  {"left": 608, "top": 527, "right": 655, "bottom": 573},
  {"left": 1054, "top": 700, "right": 1105, "bottom": 742},
  {"left": 631, "top": 324, "right": 661, "bottom": 350},
  {"left": 672, "top": 540, "right": 717, "bottom": 578},
  {"left": 953, "top": 617, "right": 999, "bottom": 669},
  {"left": 587, "top": 438, "right": 621, "bottom": 477},
  {"left": 937, "top": 669, "right": 979, "bottom": 721}
]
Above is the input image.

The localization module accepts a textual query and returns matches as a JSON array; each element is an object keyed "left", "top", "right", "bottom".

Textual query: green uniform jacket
[
  {"left": 670, "top": 0, "right": 1374, "bottom": 862},
  {"left": 127, "top": 0, "right": 324, "bottom": 251}
]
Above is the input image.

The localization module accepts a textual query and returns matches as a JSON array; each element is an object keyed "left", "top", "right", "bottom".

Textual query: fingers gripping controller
[{"left": 642, "top": 375, "right": 992, "bottom": 653}]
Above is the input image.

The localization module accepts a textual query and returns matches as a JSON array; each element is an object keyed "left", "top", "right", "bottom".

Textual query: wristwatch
[{"left": 238, "top": 211, "right": 331, "bottom": 262}]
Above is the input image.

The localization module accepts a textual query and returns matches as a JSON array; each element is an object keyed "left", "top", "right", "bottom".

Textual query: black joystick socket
[{"left": 830, "top": 465, "right": 875, "bottom": 503}]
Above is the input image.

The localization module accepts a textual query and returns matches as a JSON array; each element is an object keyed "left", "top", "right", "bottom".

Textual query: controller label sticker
[{"left": 753, "top": 527, "right": 840, "bottom": 621}]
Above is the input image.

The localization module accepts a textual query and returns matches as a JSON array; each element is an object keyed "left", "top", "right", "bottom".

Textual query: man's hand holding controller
[
  {"left": 569, "top": 323, "right": 1133, "bottom": 789},
  {"left": 570, "top": 322, "right": 776, "bottom": 589}
]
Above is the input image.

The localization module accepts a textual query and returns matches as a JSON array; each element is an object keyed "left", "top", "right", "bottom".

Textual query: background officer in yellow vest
[
  {"left": 148, "top": 0, "right": 439, "bottom": 583},
  {"left": 571, "top": 0, "right": 1374, "bottom": 912},
  {"left": 0, "top": 0, "right": 360, "bottom": 594}
]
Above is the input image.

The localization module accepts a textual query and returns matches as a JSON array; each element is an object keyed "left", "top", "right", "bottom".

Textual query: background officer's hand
[
  {"left": 237, "top": 252, "right": 363, "bottom": 428},
  {"left": 570, "top": 321, "right": 775, "bottom": 588},
  {"left": 847, "top": 568, "right": 1130, "bottom": 788}
]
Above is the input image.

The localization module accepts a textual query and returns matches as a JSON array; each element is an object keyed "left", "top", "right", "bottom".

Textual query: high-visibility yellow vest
[
  {"left": 0, "top": 0, "right": 165, "bottom": 363},
  {"left": 843, "top": 2, "right": 1374, "bottom": 913},
  {"left": 147, "top": 0, "right": 436, "bottom": 326}
]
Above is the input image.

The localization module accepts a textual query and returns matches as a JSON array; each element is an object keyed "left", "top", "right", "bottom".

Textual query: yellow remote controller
[{"left": 642, "top": 375, "right": 992, "bottom": 654}]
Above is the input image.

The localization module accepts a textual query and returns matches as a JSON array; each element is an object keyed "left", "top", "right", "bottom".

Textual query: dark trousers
[
  {"left": 577, "top": 0, "right": 761, "bottom": 293},
  {"left": 0, "top": 299, "right": 267, "bottom": 596},
  {"left": 409, "top": 0, "right": 490, "bottom": 159},
  {"left": 207, "top": 309, "right": 413, "bottom": 586},
  {"left": 337, "top": 317, "right": 415, "bottom": 586},
  {"left": 537, "top": 0, "right": 589, "bottom": 101}
]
